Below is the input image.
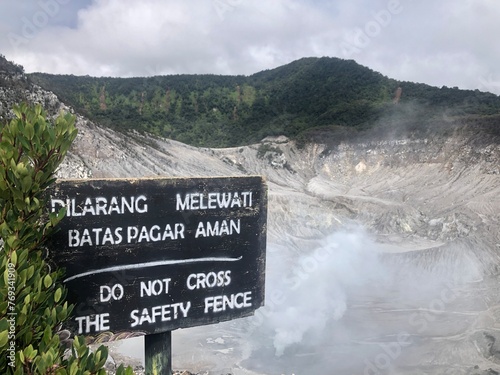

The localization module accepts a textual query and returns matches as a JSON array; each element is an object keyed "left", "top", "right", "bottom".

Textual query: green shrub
[{"left": 0, "top": 103, "right": 133, "bottom": 375}]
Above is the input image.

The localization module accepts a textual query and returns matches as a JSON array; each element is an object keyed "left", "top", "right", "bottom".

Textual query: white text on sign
[
  {"left": 67, "top": 223, "right": 185, "bottom": 247},
  {"left": 176, "top": 191, "right": 253, "bottom": 210},
  {"left": 51, "top": 195, "right": 148, "bottom": 216}
]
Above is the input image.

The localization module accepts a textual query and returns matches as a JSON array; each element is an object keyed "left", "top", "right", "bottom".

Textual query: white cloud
[{"left": 1, "top": 0, "right": 499, "bottom": 94}]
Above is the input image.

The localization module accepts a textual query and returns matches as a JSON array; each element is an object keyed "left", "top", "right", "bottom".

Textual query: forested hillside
[{"left": 29, "top": 57, "right": 500, "bottom": 147}]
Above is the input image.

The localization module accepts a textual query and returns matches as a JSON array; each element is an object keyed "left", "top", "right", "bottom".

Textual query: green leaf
[
  {"left": 0, "top": 329, "right": 8, "bottom": 348},
  {"left": 25, "top": 330, "right": 33, "bottom": 344},
  {"left": 25, "top": 121, "right": 35, "bottom": 140},
  {"left": 22, "top": 175, "right": 32, "bottom": 193},
  {"left": 0, "top": 318, "right": 8, "bottom": 332},
  {"left": 10, "top": 250, "right": 17, "bottom": 265},
  {"left": 19, "top": 135, "right": 31, "bottom": 152},
  {"left": 27, "top": 346, "right": 38, "bottom": 360},
  {"left": 43, "top": 274, "right": 53, "bottom": 288},
  {"left": 17, "top": 248, "right": 28, "bottom": 268},
  {"left": 69, "top": 361, "right": 78, "bottom": 375},
  {"left": 35, "top": 104, "right": 43, "bottom": 116},
  {"left": 7, "top": 235, "right": 18, "bottom": 249},
  {"left": 26, "top": 265, "right": 35, "bottom": 279},
  {"left": 54, "top": 287, "right": 62, "bottom": 303},
  {"left": 12, "top": 105, "right": 22, "bottom": 119},
  {"left": 42, "top": 326, "right": 52, "bottom": 345}
]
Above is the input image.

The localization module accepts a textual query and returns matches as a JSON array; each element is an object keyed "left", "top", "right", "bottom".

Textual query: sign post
[
  {"left": 145, "top": 331, "right": 172, "bottom": 375},
  {"left": 46, "top": 176, "right": 267, "bottom": 373}
]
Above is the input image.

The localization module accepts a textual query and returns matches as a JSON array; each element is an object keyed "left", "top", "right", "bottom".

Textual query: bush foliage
[{"left": 0, "top": 103, "right": 132, "bottom": 375}]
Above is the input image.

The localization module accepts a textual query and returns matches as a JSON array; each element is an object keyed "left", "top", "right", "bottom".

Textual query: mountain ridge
[{"left": 27, "top": 56, "right": 500, "bottom": 147}]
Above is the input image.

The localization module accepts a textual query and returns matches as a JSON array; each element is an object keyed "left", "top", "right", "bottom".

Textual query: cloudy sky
[{"left": 1, "top": 0, "right": 500, "bottom": 94}]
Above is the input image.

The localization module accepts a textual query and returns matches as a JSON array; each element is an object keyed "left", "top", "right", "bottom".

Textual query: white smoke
[
  {"left": 251, "top": 228, "right": 390, "bottom": 357},
  {"left": 238, "top": 219, "right": 486, "bottom": 375}
]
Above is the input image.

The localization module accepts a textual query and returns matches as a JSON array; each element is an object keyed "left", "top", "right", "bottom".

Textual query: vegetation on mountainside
[
  {"left": 24, "top": 56, "right": 500, "bottom": 148},
  {"left": 0, "top": 55, "right": 24, "bottom": 75},
  {"left": 0, "top": 55, "right": 31, "bottom": 104}
]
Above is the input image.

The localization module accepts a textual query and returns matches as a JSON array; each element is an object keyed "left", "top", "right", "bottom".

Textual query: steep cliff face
[{"left": 2, "top": 58, "right": 500, "bottom": 374}]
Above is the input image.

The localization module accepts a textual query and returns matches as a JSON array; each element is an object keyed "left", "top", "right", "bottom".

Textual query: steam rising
[
  {"left": 252, "top": 228, "right": 390, "bottom": 356},
  {"left": 241, "top": 226, "right": 484, "bottom": 374}
]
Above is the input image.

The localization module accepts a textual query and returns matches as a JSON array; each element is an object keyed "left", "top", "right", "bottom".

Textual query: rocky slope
[{"left": 2, "top": 59, "right": 500, "bottom": 374}]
